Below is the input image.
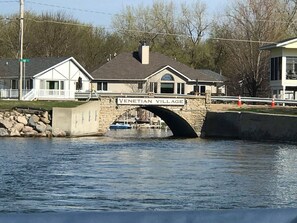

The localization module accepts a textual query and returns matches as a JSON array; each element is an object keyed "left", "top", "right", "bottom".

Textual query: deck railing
[{"left": 0, "top": 89, "right": 77, "bottom": 100}]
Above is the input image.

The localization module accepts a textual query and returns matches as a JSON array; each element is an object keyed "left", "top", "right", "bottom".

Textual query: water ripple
[{"left": 0, "top": 131, "right": 296, "bottom": 212}]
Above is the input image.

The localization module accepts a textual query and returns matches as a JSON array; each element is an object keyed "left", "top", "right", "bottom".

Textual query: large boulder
[
  {"left": 46, "top": 125, "right": 52, "bottom": 132},
  {"left": 35, "top": 121, "right": 47, "bottom": 133},
  {"left": 10, "top": 128, "right": 21, "bottom": 137},
  {"left": 13, "top": 123, "right": 25, "bottom": 132},
  {"left": 28, "top": 114, "right": 40, "bottom": 127},
  {"left": 17, "top": 116, "right": 28, "bottom": 125},
  {"left": 22, "top": 126, "right": 34, "bottom": 133},
  {"left": 40, "top": 117, "right": 51, "bottom": 124},
  {"left": 42, "top": 111, "right": 49, "bottom": 119},
  {"left": 52, "top": 128, "right": 67, "bottom": 137},
  {"left": 23, "top": 130, "right": 38, "bottom": 137},
  {"left": 0, "top": 128, "right": 9, "bottom": 136},
  {"left": 0, "top": 119, "right": 14, "bottom": 129}
]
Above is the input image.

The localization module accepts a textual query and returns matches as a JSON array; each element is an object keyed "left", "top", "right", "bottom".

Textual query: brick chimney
[{"left": 138, "top": 41, "right": 149, "bottom": 65}]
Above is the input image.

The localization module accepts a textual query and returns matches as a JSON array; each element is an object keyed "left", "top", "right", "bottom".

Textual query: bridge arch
[
  {"left": 52, "top": 94, "right": 209, "bottom": 138},
  {"left": 142, "top": 106, "right": 197, "bottom": 138}
]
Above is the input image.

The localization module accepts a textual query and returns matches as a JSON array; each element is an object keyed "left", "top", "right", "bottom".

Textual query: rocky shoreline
[{"left": 0, "top": 109, "right": 66, "bottom": 137}]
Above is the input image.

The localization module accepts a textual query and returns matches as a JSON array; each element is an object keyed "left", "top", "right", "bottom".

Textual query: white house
[
  {"left": 0, "top": 57, "right": 93, "bottom": 100},
  {"left": 90, "top": 43, "right": 225, "bottom": 96},
  {"left": 261, "top": 37, "right": 297, "bottom": 99}
]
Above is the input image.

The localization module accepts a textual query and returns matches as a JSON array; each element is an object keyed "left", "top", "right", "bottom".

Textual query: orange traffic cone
[
  {"left": 238, "top": 96, "right": 242, "bottom": 107},
  {"left": 271, "top": 97, "right": 275, "bottom": 108}
]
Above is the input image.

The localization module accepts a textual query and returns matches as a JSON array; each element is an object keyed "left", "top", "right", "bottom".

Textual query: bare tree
[
  {"left": 212, "top": 0, "right": 286, "bottom": 96},
  {"left": 178, "top": 1, "right": 210, "bottom": 68}
]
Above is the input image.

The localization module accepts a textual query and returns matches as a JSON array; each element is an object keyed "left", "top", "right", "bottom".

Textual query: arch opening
[{"left": 142, "top": 106, "right": 198, "bottom": 138}]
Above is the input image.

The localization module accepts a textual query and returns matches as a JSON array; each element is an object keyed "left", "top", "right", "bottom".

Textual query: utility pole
[{"left": 19, "top": 0, "right": 24, "bottom": 100}]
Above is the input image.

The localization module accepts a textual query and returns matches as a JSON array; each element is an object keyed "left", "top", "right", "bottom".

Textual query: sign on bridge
[{"left": 117, "top": 97, "right": 185, "bottom": 106}]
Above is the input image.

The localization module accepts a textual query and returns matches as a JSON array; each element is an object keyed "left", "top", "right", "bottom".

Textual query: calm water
[{"left": 1, "top": 129, "right": 297, "bottom": 213}]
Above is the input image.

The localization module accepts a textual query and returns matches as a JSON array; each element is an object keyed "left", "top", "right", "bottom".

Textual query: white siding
[{"left": 35, "top": 60, "right": 91, "bottom": 92}]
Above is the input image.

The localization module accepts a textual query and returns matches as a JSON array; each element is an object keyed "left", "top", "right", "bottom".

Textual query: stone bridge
[{"left": 52, "top": 93, "right": 211, "bottom": 138}]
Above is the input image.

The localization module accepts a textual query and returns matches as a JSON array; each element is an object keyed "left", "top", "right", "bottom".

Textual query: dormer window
[{"left": 161, "top": 74, "right": 174, "bottom": 81}]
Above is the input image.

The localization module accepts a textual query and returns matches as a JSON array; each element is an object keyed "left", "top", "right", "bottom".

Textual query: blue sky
[{"left": 0, "top": 0, "right": 229, "bottom": 28}]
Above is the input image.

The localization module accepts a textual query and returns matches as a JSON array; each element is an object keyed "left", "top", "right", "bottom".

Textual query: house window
[
  {"left": 11, "top": 80, "right": 18, "bottom": 89},
  {"left": 161, "top": 83, "right": 174, "bottom": 93},
  {"left": 25, "top": 79, "right": 33, "bottom": 89},
  {"left": 47, "top": 81, "right": 59, "bottom": 90},
  {"left": 193, "top": 85, "right": 206, "bottom": 94},
  {"left": 286, "top": 57, "right": 297, "bottom": 80},
  {"left": 60, "top": 81, "right": 64, "bottom": 90},
  {"left": 149, "top": 82, "right": 158, "bottom": 93},
  {"left": 138, "top": 82, "right": 143, "bottom": 90},
  {"left": 40, "top": 80, "right": 45, "bottom": 89},
  {"left": 97, "top": 82, "right": 108, "bottom": 91},
  {"left": 161, "top": 73, "right": 174, "bottom": 93},
  {"left": 177, "top": 83, "right": 185, "bottom": 94},
  {"left": 271, "top": 57, "right": 282, "bottom": 80},
  {"left": 201, "top": 86, "right": 206, "bottom": 94},
  {"left": 161, "top": 74, "right": 174, "bottom": 81}
]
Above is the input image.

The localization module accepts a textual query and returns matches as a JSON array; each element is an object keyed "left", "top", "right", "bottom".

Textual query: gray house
[{"left": 91, "top": 44, "right": 225, "bottom": 95}]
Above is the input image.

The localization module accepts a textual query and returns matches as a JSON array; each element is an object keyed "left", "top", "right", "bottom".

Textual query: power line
[
  {"left": 24, "top": 17, "right": 276, "bottom": 44},
  {"left": 26, "top": 17, "right": 97, "bottom": 28},
  {"left": 26, "top": 0, "right": 116, "bottom": 16},
  {"left": 23, "top": 0, "right": 297, "bottom": 27}
]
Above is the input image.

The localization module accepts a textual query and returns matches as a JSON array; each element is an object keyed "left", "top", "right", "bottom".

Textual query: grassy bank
[
  {"left": 0, "top": 100, "right": 85, "bottom": 111},
  {"left": 210, "top": 104, "right": 297, "bottom": 116}
]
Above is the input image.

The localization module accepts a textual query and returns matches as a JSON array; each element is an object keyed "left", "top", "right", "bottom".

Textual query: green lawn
[
  {"left": 0, "top": 100, "right": 86, "bottom": 111},
  {"left": 229, "top": 106, "right": 297, "bottom": 116}
]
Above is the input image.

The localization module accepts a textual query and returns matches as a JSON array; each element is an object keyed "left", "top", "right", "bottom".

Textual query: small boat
[{"left": 109, "top": 123, "right": 132, "bottom": 130}]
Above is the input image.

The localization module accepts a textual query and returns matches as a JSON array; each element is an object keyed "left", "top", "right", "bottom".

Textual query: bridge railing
[
  {"left": 75, "top": 92, "right": 206, "bottom": 100},
  {"left": 212, "top": 96, "right": 297, "bottom": 105},
  {"left": 0, "top": 209, "right": 297, "bottom": 223}
]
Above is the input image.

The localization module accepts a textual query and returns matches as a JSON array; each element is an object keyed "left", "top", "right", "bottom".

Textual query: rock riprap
[{"left": 0, "top": 110, "right": 66, "bottom": 137}]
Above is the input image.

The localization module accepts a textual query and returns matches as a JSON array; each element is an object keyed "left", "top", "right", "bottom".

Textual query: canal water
[{"left": 1, "top": 129, "right": 297, "bottom": 213}]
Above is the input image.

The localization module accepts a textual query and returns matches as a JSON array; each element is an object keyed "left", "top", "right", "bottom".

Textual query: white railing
[
  {"left": 35, "top": 89, "right": 76, "bottom": 99},
  {"left": 22, "top": 89, "right": 35, "bottom": 101},
  {"left": 0, "top": 89, "right": 31, "bottom": 99},
  {"left": 211, "top": 96, "right": 297, "bottom": 105},
  {"left": 0, "top": 89, "right": 78, "bottom": 100}
]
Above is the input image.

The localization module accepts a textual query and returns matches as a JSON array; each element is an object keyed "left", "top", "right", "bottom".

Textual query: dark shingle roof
[
  {"left": 0, "top": 57, "right": 69, "bottom": 79},
  {"left": 91, "top": 52, "right": 224, "bottom": 83}
]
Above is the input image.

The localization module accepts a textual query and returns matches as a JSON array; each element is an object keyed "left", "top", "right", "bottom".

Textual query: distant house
[
  {"left": 91, "top": 43, "right": 225, "bottom": 96},
  {"left": 260, "top": 37, "right": 297, "bottom": 99},
  {"left": 0, "top": 57, "right": 93, "bottom": 100}
]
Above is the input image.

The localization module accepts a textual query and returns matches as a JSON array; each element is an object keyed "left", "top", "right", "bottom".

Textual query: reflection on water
[
  {"left": 106, "top": 128, "right": 173, "bottom": 138},
  {"left": 0, "top": 130, "right": 297, "bottom": 213}
]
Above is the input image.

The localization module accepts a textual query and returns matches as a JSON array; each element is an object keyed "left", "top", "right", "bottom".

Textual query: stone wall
[
  {"left": 0, "top": 109, "right": 66, "bottom": 137},
  {"left": 202, "top": 111, "right": 297, "bottom": 142}
]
